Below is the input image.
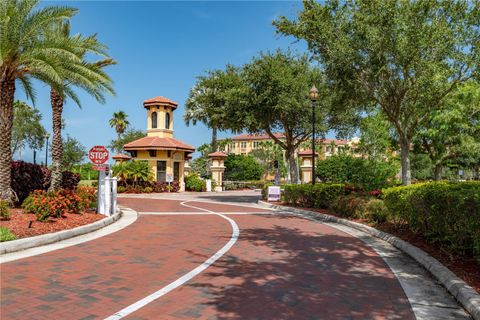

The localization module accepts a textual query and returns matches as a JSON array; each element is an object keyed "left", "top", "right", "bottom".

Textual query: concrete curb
[
  {"left": 0, "top": 210, "right": 122, "bottom": 255},
  {"left": 258, "top": 200, "right": 480, "bottom": 320}
]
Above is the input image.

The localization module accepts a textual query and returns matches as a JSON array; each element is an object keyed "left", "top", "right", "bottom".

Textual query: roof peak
[{"left": 143, "top": 96, "right": 178, "bottom": 109}]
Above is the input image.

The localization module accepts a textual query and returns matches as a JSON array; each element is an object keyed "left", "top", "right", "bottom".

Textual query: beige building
[
  {"left": 121, "top": 96, "right": 195, "bottom": 191},
  {"left": 220, "top": 133, "right": 360, "bottom": 159}
]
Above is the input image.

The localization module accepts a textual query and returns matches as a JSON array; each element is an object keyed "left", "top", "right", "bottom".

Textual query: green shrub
[
  {"left": 144, "top": 186, "right": 153, "bottom": 193},
  {"left": 316, "top": 154, "right": 398, "bottom": 191},
  {"left": 329, "top": 194, "right": 369, "bottom": 219},
  {"left": 184, "top": 174, "right": 206, "bottom": 192},
  {"left": 117, "top": 186, "right": 126, "bottom": 193},
  {"left": 383, "top": 181, "right": 480, "bottom": 258},
  {"left": 0, "top": 200, "right": 10, "bottom": 220},
  {"left": 224, "top": 154, "right": 264, "bottom": 181},
  {"left": 283, "top": 183, "right": 346, "bottom": 209},
  {"left": 0, "top": 227, "right": 16, "bottom": 242},
  {"left": 364, "top": 199, "right": 389, "bottom": 223}
]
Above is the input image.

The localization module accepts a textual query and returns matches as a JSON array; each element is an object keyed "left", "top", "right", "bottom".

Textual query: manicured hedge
[
  {"left": 283, "top": 183, "right": 347, "bottom": 209},
  {"left": 383, "top": 182, "right": 480, "bottom": 258}
]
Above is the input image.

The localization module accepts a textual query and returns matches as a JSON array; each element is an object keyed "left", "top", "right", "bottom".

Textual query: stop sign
[{"left": 88, "top": 146, "right": 109, "bottom": 164}]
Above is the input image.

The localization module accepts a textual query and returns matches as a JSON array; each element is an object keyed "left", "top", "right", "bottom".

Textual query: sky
[{"left": 16, "top": 0, "right": 312, "bottom": 164}]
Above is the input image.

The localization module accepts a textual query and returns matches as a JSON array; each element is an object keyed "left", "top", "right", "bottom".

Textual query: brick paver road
[{"left": 1, "top": 197, "right": 415, "bottom": 320}]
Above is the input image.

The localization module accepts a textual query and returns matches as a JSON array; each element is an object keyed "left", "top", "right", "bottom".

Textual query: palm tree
[
  {"left": 0, "top": 0, "right": 78, "bottom": 202},
  {"left": 48, "top": 22, "right": 116, "bottom": 192},
  {"left": 109, "top": 111, "right": 130, "bottom": 139}
]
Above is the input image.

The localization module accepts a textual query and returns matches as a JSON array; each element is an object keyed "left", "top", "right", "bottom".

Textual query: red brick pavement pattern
[
  {"left": 118, "top": 198, "right": 202, "bottom": 212},
  {"left": 1, "top": 214, "right": 231, "bottom": 320},
  {"left": 186, "top": 201, "right": 272, "bottom": 213},
  {"left": 126, "top": 214, "right": 415, "bottom": 320},
  {"left": 1, "top": 198, "right": 415, "bottom": 320}
]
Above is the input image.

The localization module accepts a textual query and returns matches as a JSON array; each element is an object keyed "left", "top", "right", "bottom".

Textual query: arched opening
[
  {"left": 151, "top": 111, "right": 157, "bottom": 128},
  {"left": 165, "top": 112, "right": 170, "bottom": 129}
]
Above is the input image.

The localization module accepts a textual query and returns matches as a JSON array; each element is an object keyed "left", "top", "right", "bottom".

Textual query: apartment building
[{"left": 220, "top": 133, "right": 360, "bottom": 159}]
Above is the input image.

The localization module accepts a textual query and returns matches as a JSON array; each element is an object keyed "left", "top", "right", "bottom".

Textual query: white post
[
  {"left": 104, "top": 177, "right": 112, "bottom": 216},
  {"left": 97, "top": 170, "right": 106, "bottom": 214},
  {"left": 111, "top": 177, "right": 117, "bottom": 215}
]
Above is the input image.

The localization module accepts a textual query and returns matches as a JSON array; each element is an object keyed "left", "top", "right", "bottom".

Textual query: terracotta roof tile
[
  {"left": 124, "top": 136, "right": 195, "bottom": 151},
  {"left": 298, "top": 150, "right": 319, "bottom": 156},
  {"left": 231, "top": 133, "right": 285, "bottom": 141},
  {"left": 208, "top": 151, "right": 228, "bottom": 158},
  {"left": 143, "top": 96, "right": 178, "bottom": 108},
  {"left": 112, "top": 153, "right": 131, "bottom": 160}
]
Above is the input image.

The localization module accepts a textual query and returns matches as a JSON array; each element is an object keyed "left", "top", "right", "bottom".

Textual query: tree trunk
[
  {"left": 211, "top": 126, "right": 217, "bottom": 152},
  {"left": 286, "top": 148, "right": 299, "bottom": 184},
  {"left": 0, "top": 76, "right": 16, "bottom": 202},
  {"left": 400, "top": 137, "right": 412, "bottom": 186},
  {"left": 49, "top": 88, "right": 64, "bottom": 192},
  {"left": 434, "top": 164, "right": 443, "bottom": 181}
]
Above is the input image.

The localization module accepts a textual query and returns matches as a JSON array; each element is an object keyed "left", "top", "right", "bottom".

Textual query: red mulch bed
[
  {"left": 0, "top": 209, "right": 105, "bottom": 239},
  {"left": 273, "top": 202, "right": 480, "bottom": 294}
]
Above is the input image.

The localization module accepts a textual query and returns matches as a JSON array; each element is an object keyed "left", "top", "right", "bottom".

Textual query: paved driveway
[{"left": 0, "top": 192, "right": 469, "bottom": 319}]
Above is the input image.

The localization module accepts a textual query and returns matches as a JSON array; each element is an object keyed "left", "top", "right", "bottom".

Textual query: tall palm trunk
[
  {"left": 49, "top": 88, "right": 64, "bottom": 192},
  {"left": 211, "top": 126, "right": 217, "bottom": 152},
  {"left": 0, "top": 76, "right": 16, "bottom": 202}
]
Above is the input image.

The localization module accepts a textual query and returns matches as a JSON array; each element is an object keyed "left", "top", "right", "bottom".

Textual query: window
[
  {"left": 128, "top": 150, "right": 137, "bottom": 158},
  {"left": 151, "top": 112, "right": 157, "bottom": 128},
  {"left": 148, "top": 150, "right": 157, "bottom": 157},
  {"left": 240, "top": 141, "right": 247, "bottom": 149},
  {"left": 253, "top": 141, "right": 260, "bottom": 149},
  {"left": 156, "top": 161, "right": 166, "bottom": 182},
  {"left": 165, "top": 112, "right": 170, "bottom": 129},
  {"left": 173, "top": 162, "right": 180, "bottom": 181}
]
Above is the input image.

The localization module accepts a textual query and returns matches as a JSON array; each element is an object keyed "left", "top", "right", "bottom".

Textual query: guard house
[{"left": 123, "top": 96, "right": 195, "bottom": 191}]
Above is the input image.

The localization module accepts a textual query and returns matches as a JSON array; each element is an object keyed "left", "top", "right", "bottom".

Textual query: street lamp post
[
  {"left": 45, "top": 133, "right": 50, "bottom": 167},
  {"left": 309, "top": 85, "right": 319, "bottom": 185}
]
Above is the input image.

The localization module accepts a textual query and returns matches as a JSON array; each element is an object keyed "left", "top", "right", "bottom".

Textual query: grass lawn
[
  {"left": 79, "top": 180, "right": 97, "bottom": 187},
  {"left": 0, "top": 226, "right": 17, "bottom": 242}
]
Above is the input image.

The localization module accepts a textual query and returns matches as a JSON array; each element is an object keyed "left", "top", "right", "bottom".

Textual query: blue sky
[{"left": 17, "top": 1, "right": 310, "bottom": 163}]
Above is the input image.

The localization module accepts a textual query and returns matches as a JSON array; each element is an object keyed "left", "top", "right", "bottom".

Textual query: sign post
[
  {"left": 166, "top": 174, "right": 173, "bottom": 192},
  {"left": 267, "top": 186, "right": 281, "bottom": 202},
  {"left": 88, "top": 146, "right": 110, "bottom": 214}
]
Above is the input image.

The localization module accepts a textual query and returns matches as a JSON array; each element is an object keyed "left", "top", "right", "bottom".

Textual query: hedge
[
  {"left": 383, "top": 182, "right": 480, "bottom": 258},
  {"left": 283, "top": 183, "right": 347, "bottom": 209}
]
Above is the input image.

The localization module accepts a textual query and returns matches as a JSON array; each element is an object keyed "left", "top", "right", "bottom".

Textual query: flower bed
[
  {"left": 0, "top": 208, "right": 103, "bottom": 240},
  {"left": 0, "top": 186, "right": 100, "bottom": 242}
]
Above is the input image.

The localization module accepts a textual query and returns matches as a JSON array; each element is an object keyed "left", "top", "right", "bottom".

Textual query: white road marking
[
  {"left": 104, "top": 200, "right": 240, "bottom": 320},
  {"left": 139, "top": 211, "right": 274, "bottom": 215}
]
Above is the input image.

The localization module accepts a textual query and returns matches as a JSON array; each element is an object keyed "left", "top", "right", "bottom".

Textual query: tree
[
  {"left": 109, "top": 111, "right": 130, "bottom": 139},
  {"left": 184, "top": 66, "right": 242, "bottom": 151},
  {"left": 190, "top": 143, "right": 212, "bottom": 178},
  {"left": 250, "top": 140, "right": 287, "bottom": 179},
  {"left": 226, "top": 50, "right": 326, "bottom": 183},
  {"left": 275, "top": 0, "right": 480, "bottom": 185},
  {"left": 358, "top": 112, "right": 395, "bottom": 160},
  {"left": 0, "top": 0, "right": 78, "bottom": 201},
  {"left": 224, "top": 154, "right": 264, "bottom": 181},
  {"left": 61, "top": 135, "right": 85, "bottom": 170},
  {"left": 11, "top": 101, "right": 46, "bottom": 158},
  {"left": 48, "top": 21, "right": 116, "bottom": 192},
  {"left": 414, "top": 81, "right": 480, "bottom": 180},
  {"left": 108, "top": 128, "right": 146, "bottom": 154}
]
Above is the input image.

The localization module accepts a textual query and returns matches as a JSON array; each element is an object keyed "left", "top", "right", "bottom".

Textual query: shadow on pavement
[
  {"left": 188, "top": 219, "right": 415, "bottom": 320},
  {"left": 197, "top": 194, "right": 262, "bottom": 204}
]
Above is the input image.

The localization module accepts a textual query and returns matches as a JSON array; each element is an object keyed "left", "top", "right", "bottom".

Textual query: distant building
[
  {"left": 219, "top": 133, "right": 360, "bottom": 159},
  {"left": 121, "top": 96, "right": 195, "bottom": 191}
]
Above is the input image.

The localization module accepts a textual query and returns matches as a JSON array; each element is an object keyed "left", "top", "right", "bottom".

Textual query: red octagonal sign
[{"left": 88, "top": 145, "right": 109, "bottom": 165}]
